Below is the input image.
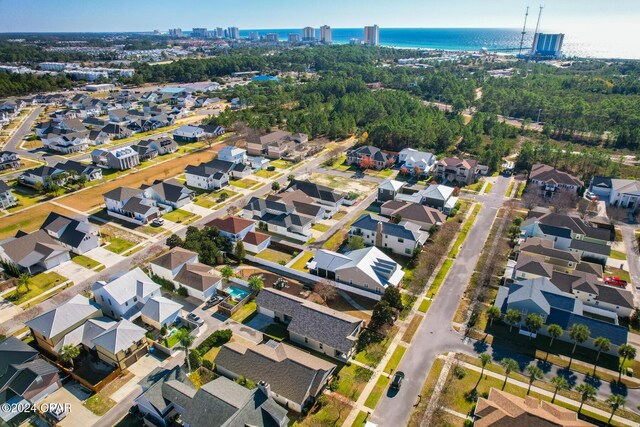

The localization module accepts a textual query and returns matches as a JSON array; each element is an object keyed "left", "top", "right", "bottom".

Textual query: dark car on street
[{"left": 390, "top": 371, "right": 405, "bottom": 391}]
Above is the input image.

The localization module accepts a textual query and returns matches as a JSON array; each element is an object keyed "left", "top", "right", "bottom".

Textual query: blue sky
[{"left": 1, "top": 0, "right": 639, "bottom": 33}]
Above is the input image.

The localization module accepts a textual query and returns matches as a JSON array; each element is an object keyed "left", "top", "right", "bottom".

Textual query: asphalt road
[{"left": 371, "top": 176, "right": 512, "bottom": 427}]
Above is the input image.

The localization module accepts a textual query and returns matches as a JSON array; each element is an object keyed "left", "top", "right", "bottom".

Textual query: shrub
[
  {"left": 160, "top": 325, "right": 167, "bottom": 336},
  {"left": 454, "top": 366, "right": 467, "bottom": 379},
  {"left": 189, "top": 350, "right": 202, "bottom": 370},
  {"left": 196, "top": 329, "right": 233, "bottom": 354},
  {"left": 202, "top": 359, "right": 214, "bottom": 371},
  {"left": 177, "top": 286, "right": 188, "bottom": 297}
]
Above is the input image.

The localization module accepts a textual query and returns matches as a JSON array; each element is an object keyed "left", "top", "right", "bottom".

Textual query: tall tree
[
  {"left": 568, "top": 323, "right": 590, "bottom": 354},
  {"left": 618, "top": 344, "right": 637, "bottom": 380},
  {"left": 550, "top": 376, "right": 568, "bottom": 403},
  {"left": 220, "top": 265, "right": 234, "bottom": 280},
  {"left": 59, "top": 344, "right": 80, "bottom": 370},
  {"left": 606, "top": 394, "right": 626, "bottom": 425},
  {"left": 234, "top": 241, "right": 246, "bottom": 263},
  {"left": 485, "top": 306, "right": 502, "bottom": 327},
  {"left": 593, "top": 336, "right": 611, "bottom": 362},
  {"left": 499, "top": 358, "right": 519, "bottom": 390},
  {"left": 576, "top": 383, "right": 597, "bottom": 415},
  {"left": 505, "top": 309, "right": 522, "bottom": 333},
  {"left": 177, "top": 330, "right": 195, "bottom": 372},
  {"left": 525, "top": 365, "right": 543, "bottom": 394},
  {"left": 477, "top": 353, "right": 492, "bottom": 388},
  {"left": 547, "top": 324, "right": 563, "bottom": 347},
  {"left": 524, "top": 313, "right": 543, "bottom": 340}
]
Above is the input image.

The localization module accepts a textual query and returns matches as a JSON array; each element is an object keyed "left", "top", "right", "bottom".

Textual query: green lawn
[
  {"left": 105, "top": 237, "right": 136, "bottom": 254},
  {"left": 484, "top": 183, "right": 493, "bottom": 194},
  {"left": 610, "top": 249, "right": 627, "bottom": 260},
  {"left": 164, "top": 327, "right": 190, "bottom": 348},
  {"left": 231, "top": 300, "right": 257, "bottom": 323},
  {"left": 464, "top": 181, "right": 484, "bottom": 192},
  {"left": 163, "top": 208, "right": 195, "bottom": 223},
  {"left": 364, "top": 375, "right": 390, "bottom": 409},
  {"left": 384, "top": 345, "right": 407, "bottom": 374},
  {"left": 505, "top": 181, "right": 515, "bottom": 197},
  {"left": 312, "top": 223, "right": 331, "bottom": 232},
  {"left": 255, "top": 248, "right": 294, "bottom": 264},
  {"left": 230, "top": 178, "right": 261, "bottom": 189},
  {"left": 3, "top": 272, "right": 67, "bottom": 305},
  {"left": 263, "top": 323, "right": 289, "bottom": 341},
  {"left": 203, "top": 345, "right": 222, "bottom": 363},
  {"left": 515, "top": 182, "right": 526, "bottom": 198},
  {"left": 332, "top": 210, "right": 348, "bottom": 220},
  {"left": 428, "top": 259, "right": 454, "bottom": 296},
  {"left": 83, "top": 392, "right": 116, "bottom": 416},
  {"left": 269, "top": 159, "right": 294, "bottom": 169},
  {"left": 290, "top": 251, "right": 315, "bottom": 271},
  {"left": 448, "top": 204, "right": 481, "bottom": 258},
  {"left": 352, "top": 411, "right": 369, "bottom": 427},
  {"left": 334, "top": 363, "right": 373, "bottom": 401},
  {"left": 355, "top": 327, "right": 398, "bottom": 368},
  {"left": 254, "top": 169, "right": 280, "bottom": 178},
  {"left": 305, "top": 395, "right": 352, "bottom": 426},
  {"left": 418, "top": 299, "right": 432, "bottom": 313},
  {"left": 194, "top": 196, "right": 216, "bottom": 208},
  {"left": 606, "top": 267, "right": 631, "bottom": 283},
  {"left": 322, "top": 229, "right": 347, "bottom": 251},
  {"left": 71, "top": 254, "right": 102, "bottom": 270}
]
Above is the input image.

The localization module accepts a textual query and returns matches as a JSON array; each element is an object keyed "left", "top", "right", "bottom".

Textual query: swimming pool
[{"left": 227, "top": 286, "right": 250, "bottom": 300}]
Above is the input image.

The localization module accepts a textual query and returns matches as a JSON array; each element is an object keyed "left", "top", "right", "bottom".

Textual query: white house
[
  {"left": 150, "top": 247, "right": 199, "bottom": 281},
  {"left": 349, "top": 213, "right": 428, "bottom": 256},
  {"left": 590, "top": 176, "right": 640, "bottom": 210},
  {"left": 398, "top": 148, "right": 435, "bottom": 174},
  {"left": 40, "top": 212, "right": 100, "bottom": 255},
  {"left": 91, "top": 268, "right": 161, "bottom": 320},
  {"left": 173, "top": 125, "right": 204, "bottom": 142},
  {"left": 217, "top": 145, "right": 247, "bottom": 164},
  {"left": 140, "top": 296, "right": 183, "bottom": 330},
  {"left": 185, "top": 162, "right": 230, "bottom": 190},
  {"left": 206, "top": 216, "right": 255, "bottom": 244}
]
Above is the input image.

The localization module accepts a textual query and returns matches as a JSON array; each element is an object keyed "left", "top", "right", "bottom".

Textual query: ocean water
[{"left": 239, "top": 28, "right": 640, "bottom": 60}]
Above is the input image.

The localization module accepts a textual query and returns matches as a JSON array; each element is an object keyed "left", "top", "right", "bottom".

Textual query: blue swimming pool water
[{"left": 227, "top": 286, "right": 250, "bottom": 300}]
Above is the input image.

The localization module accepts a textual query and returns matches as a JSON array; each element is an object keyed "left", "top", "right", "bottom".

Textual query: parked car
[
  {"left": 204, "top": 295, "right": 223, "bottom": 308},
  {"left": 390, "top": 371, "right": 405, "bottom": 390},
  {"left": 585, "top": 191, "right": 597, "bottom": 200},
  {"left": 152, "top": 218, "right": 165, "bottom": 226},
  {"left": 604, "top": 276, "right": 627, "bottom": 287},
  {"left": 186, "top": 313, "right": 204, "bottom": 325}
]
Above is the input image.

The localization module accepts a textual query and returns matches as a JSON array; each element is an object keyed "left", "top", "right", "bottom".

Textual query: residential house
[
  {"left": 55, "top": 160, "right": 103, "bottom": 182},
  {"left": 495, "top": 277, "right": 629, "bottom": 354},
  {"left": 100, "top": 123, "right": 132, "bottom": 139},
  {"left": 131, "top": 143, "right": 158, "bottom": 162},
  {"left": 108, "top": 109, "right": 133, "bottom": 123},
  {"left": 0, "top": 337, "right": 60, "bottom": 426},
  {"left": 242, "top": 231, "right": 271, "bottom": 254},
  {"left": 310, "top": 246, "right": 405, "bottom": 294},
  {"left": 214, "top": 339, "right": 336, "bottom": 413},
  {"left": 103, "top": 186, "right": 160, "bottom": 225},
  {"left": 529, "top": 163, "right": 583, "bottom": 197},
  {"left": 248, "top": 156, "right": 270, "bottom": 171},
  {"left": 0, "top": 151, "right": 20, "bottom": 170},
  {"left": 242, "top": 197, "right": 312, "bottom": 241},
  {"left": 0, "top": 230, "right": 70, "bottom": 274},
  {"left": 135, "top": 366, "right": 196, "bottom": 427},
  {"left": 91, "top": 147, "right": 140, "bottom": 170},
  {"left": 206, "top": 216, "right": 255, "bottom": 244},
  {"left": 185, "top": 161, "right": 231, "bottom": 190},
  {"left": 349, "top": 213, "right": 428, "bottom": 256},
  {"left": 173, "top": 125, "right": 204, "bottom": 142},
  {"left": 256, "top": 288, "right": 363, "bottom": 361},
  {"left": 398, "top": 148, "right": 435, "bottom": 175},
  {"left": 266, "top": 190, "right": 325, "bottom": 222},
  {"left": 434, "top": 157, "right": 482, "bottom": 185},
  {"left": 42, "top": 131, "right": 90, "bottom": 154},
  {"left": 246, "top": 130, "right": 308, "bottom": 159},
  {"left": 346, "top": 145, "right": 392, "bottom": 170},
  {"left": 474, "top": 388, "right": 591, "bottom": 427},
  {"left": 377, "top": 179, "right": 406, "bottom": 202},
  {"left": 139, "top": 296, "right": 183, "bottom": 331},
  {"left": 217, "top": 145, "right": 247, "bottom": 164},
  {"left": 150, "top": 247, "right": 223, "bottom": 301},
  {"left": 142, "top": 179, "right": 194, "bottom": 210},
  {"left": 590, "top": 176, "right": 640, "bottom": 210},
  {"left": 40, "top": 212, "right": 100, "bottom": 254},
  {"left": 417, "top": 184, "right": 459, "bottom": 214},
  {"left": 0, "top": 180, "right": 17, "bottom": 209},
  {"left": 136, "top": 137, "right": 178, "bottom": 155},
  {"left": 379, "top": 200, "right": 446, "bottom": 230},
  {"left": 197, "top": 124, "right": 226, "bottom": 139},
  {"left": 91, "top": 267, "right": 161, "bottom": 320},
  {"left": 25, "top": 295, "right": 102, "bottom": 357},
  {"left": 285, "top": 179, "right": 345, "bottom": 214},
  {"left": 18, "top": 166, "right": 64, "bottom": 189},
  {"left": 91, "top": 319, "right": 148, "bottom": 370}
]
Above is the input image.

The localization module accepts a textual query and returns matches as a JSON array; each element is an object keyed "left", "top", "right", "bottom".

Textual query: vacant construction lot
[
  {"left": 0, "top": 203, "right": 78, "bottom": 240},
  {"left": 57, "top": 147, "right": 217, "bottom": 212}
]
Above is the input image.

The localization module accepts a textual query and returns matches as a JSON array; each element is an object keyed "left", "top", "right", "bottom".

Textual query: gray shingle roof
[
  {"left": 91, "top": 318, "right": 146, "bottom": 354},
  {"left": 256, "top": 288, "right": 362, "bottom": 354},
  {"left": 25, "top": 295, "right": 100, "bottom": 339},
  {"left": 151, "top": 247, "right": 198, "bottom": 270}
]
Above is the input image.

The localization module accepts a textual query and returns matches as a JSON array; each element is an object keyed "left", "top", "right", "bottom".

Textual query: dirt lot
[
  {"left": 306, "top": 172, "right": 377, "bottom": 194},
  {"left": 0, "top": 203, "right": 78, "bottom": 240},
  {"left": 57, "top": 147, "right": 217, "bottom": 212}
]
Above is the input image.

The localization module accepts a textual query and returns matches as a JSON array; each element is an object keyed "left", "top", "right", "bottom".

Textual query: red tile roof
[
  {"left": 206, "top": 216, "right": 254, "bottom": 234},
  {"left": 243, "top": 231, "right": 270, "bottom": 245}
]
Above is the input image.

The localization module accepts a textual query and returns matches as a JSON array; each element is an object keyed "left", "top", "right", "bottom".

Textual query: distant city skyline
[{"left": 2, "top": 0, "right": 640, "bottom": 35}]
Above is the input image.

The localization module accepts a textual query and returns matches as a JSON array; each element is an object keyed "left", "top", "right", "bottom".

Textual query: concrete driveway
[
  {"left": 41, "top": 385, "right": 99, "bottom": 427},
  {"left": 85, "top": 247, "right": 126, "bottom": 268},
  {"left": 51, "top": 261, "right": 92, "bottom": 281}
]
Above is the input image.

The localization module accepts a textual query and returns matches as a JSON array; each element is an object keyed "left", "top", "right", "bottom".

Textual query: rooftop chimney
[
  {"left": 258, "top": 380, "right": 271, "bottom": 396},
  {"left": 375, "top": 221, "right": 384, "bottom": 248}
]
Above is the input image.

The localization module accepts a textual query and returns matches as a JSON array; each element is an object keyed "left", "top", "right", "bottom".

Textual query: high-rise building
[
  {"left": 169, "top": 28, "right": 183, "bottom": 37},
  {"left": 216, "top": 27, "right": 224, "bottom": 38},
  {"left": 288, "top": 33, "right": 301, "bottom": 43},
  {"left": 302, "top": 26, "right": 315, "bottom": 41},
  {"left": 531, "top": 33, "right": 565, "bottom": 58},
  {"left": 248, "top": 31, "right": 259, "bottom": 41},
  {"left": 228, "top": 27, "right": 240, "bottom": 39},
  {"left": 265, "top": 33, "right": 279, "bottom": 42},
  {"left": 320, "top": 25, "right": 332, "bottom": 44},
  {"left": 364, "top": 25, "right": 380, "bottom": 46},
  {"left": 192, "top": 28, "right": 208, "bottom": 38}
]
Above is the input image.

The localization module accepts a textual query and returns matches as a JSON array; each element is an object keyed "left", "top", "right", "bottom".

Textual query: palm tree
[
  {"left": 547, "top": 324, "right": 563, "bottom": 347},
  {"left": 499, "top": 358, "right": 519, "bottom": 390},
  {"left": 220, "top": 265, "right": 234, "bottom": 280},
  {"left": 476, "top": 353, "right": 492, "bottom": 388},
  {"left": 606, "top": 394, "right": 626, "bottom": 425},
  {"left": 568, "top": 323, "right": 590, "bottom": 354},
  {"left": 550, "top": 376, "right": 568, "bottom": 403},
  {"left": 576, "top": 383, "right": 597, "bottom": 415},
  {"left": 524, "top": 313, "right": 543, "bottom": 340},
  {"left": 177, "top": 330, "right": 195, "bottom": 372},
  {"left": 526, "top": 365, "right": 543, "bottom": 394},
  {"left": 505, "top": 309, "right": 522, "bottom": 333},
  {"left": 247, "top": 275, "right": 264, "bottom": 293},
  {"left": 59, "top": 344, "right": 80, "bottom": 370},
  {"left": 17, "top": 273, "right": 31, "bottom": 295},
  {"left": 593, "top": 336, "right": 611, "bottom": 362},
  {"left": 485, "top": 306, "right": 501, "bottom": 327},
  {"left": 618, "top": 344, "right": 637, "bottom": 381}
]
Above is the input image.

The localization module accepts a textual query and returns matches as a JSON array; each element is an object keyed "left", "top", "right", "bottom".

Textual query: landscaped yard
[
  {"left": 290, "top": 251, "right": 315, "bottom": 271},
  {"left": 105, "top": 237, "right": 137, "bottom": 254},
  {"left": 322, "top": 228, "right": 347, "bottom": 251},
  {"left": 84, "top": 392, "right": 116, "bottom": 416},
  {"left": 231, "top": 300, "right": 257, "bottom": 323},
  {"left": 610, "top": 249, "right": 627, "bottom": 260},
  {"left": 255, "top": 248, "right": 295, "bottom": 265},
  {"left": 384, "top": 345, "right": 407, "bottom": 374},
  {"left": 304, "top": 395, "right": 352, "bottom": 426},
  {"left": 163, "top": 208, "right": 195, "bottom": 223},
  {"left": 332, "top": 210, "right": 348, "bottom": 220},
  {"left": 254, "top": 169, "right": 280, "bottom": 178},
  {"left": 311, "top": 223, "right": 331, "bottom": 232},
  {"left": 3, "top": 272, "right": 67, "bottom": 305},
  {"left": 334, "top": 363, "right": 373, "bottom": 401},
  {"left": 71, "top": 254, "right": 102, "bottom": 270},
  {"left": 269, "top": 159, "right": 294, "bottom": 169},
  {"left": 364, "top": 375, "right": 390, "bottom": 409},
  {"left": 606, "top": 266, "right": 631, "bottom": 283},
  {"left": 230, "top": 178, "right": 261, "bottom": 189}
]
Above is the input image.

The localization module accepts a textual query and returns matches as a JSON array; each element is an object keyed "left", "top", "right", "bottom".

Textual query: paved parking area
[
  {"left": 41, "top": 385, "right": 99, "bottom": 427},
  {"left": 51, "top": 261, "right": 92, "bottom": 281}
]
